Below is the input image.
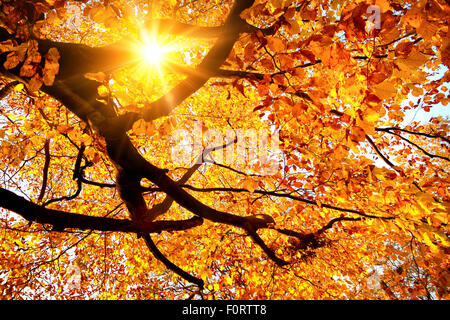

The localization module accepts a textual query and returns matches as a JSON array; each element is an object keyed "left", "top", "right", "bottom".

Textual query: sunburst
[{"left": 139, "top": 32, "right": 172, "bottom": 69}]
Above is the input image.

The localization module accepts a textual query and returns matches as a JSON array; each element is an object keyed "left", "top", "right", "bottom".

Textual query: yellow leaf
[
  {"left": 375, "top": 0, "right": 390, "bottom": 12},
  {"left": 68, "top": 128, "right": 82, "bottom": 141},
  {"left": 85, "top": 72, "right": 107, "bottom": 83},
  {"left": 14, "top": 83, "right": 24, "bottom": 92},
  {"left": 43, "top": 48, "right": 60, "bottom": 86},
  {"left": 97, "top": 85, "right": 109, "bottom": 97},
  {"left": 372, "top": 167, "right": 397, "bottom": 181},
  {"left": 423, "top": 232, "right": 436, "bottom": 249},
  {"left": 357, "top": 118, "right": 375, "bottom": 135},
  {"left": 242, "top": 177, "right": 258, "bottom": 193},
  {"left": 363, "top": 107, "right": 380, "bottom": 122},
  {"left": 434, "top": 231, "right": 450, "bottom": 247},
  {"left": 411, "top": 86, "right": 423, "bottom": 97},
  {"left": 0, "top": 39, "right": 15, "bottom": 53},
  {"left": 20, "top": 64, "right": 37, "bottom": 78},
  {"left": 417, "top": 20, "right": 439, "bottom": 42},
  {"left": 333, "top": 144, "right": 347, "bottom": 161},
  {"left": 132, "top": 119, "right": 147, "bottom": 135},
  {"left": 287, "top": 19, "right": 300, "bottom": 35},
  {"left": 46, "top": 47, "right": 60, "bottom": 62},
  {"left": 80, "top": 134, "right": 93, "bottom": 145}
]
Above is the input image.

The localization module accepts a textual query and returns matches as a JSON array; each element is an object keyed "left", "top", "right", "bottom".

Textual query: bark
[{"left": 0, "top": 187, "right": 203, "bottom": 234}]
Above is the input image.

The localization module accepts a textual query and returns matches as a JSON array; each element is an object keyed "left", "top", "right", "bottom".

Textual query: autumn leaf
[
  {"left": 3, "top": 52, "right": 20, "bottom": 69},
  {"left": 372, "top": 80, "right": 398, "bottom": 100},
  {"left": 85, "top": 72, "right": 107, "bottom": 83},
  {"left": 0, "top": 40, "right": 15, "bottom": 53},
  {"left": 396, "top": 48, "right": 428, "bottom": 72},
  {"left": 97, "top": 85, "right": 109, "bottom": 97},
  {"left": 19, "top": 64, "right": 37, "bottom": 78},
  {"left": 266, "top": 36, "right": 285, "bottom": 53},
  {"left": 349, "top": 126, "right": 366, "bottom": 143},
  {"left": 28, "top": 74, "right": 44, "bottom": 92},
  {"left": 42, "top": 48, "right": 60, "bottom": 86}
]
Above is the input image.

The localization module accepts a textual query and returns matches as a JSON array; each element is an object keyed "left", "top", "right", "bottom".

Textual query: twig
[{"left": 37, "top": 139, "right": 51, "bottom": 202}]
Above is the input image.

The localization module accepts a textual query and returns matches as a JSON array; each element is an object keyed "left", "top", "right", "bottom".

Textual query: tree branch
[
  {"left": 315, "top": 216, "right": 362, "bottom": 234},
  {"left": 142, "top": 233, "right": 204, "bottom": 289},
  {"left": 376, "top": 127, "right": 450, "bottom": 145},
  {"left": 247, "top": 228, "right": 289, "bottom": 266},
  {"left": 181, "top": 184, "right": 393, "bottom": 220},
  {"left": 0, "top": 187, "right": 203, "bottom": 234},
  {"left": 215, "top": 59, "right": 322, "bottom": 80},
  {"left": 382, "top": 130, "right": 449, "bottom": 162},
  {"left": 147, "top": 128, "right": 238, "bottom": 221},
  {"left": 0, "top": 80, "right": 20, "bottom": 100},
  {"left": 37, "top": 139, "right": 51, "bottom": 202},
  {"left": 365, "top": 134, "right": 398, "bottom": 169}
]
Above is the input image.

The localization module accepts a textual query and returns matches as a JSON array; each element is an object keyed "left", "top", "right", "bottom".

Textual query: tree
[{"left": 0, "top": 0, "right": 448, "bottom": 300}]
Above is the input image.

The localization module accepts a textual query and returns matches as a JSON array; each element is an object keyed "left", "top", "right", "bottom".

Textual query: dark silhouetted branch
[
  {"left": 142, "top": 233, "right": 204, "bottom": 289},
  {"left": 0, "top": 187, "right": 203, "bottom": 234},
  {"left": 376, "top": 127, "right": 450, "bottom": 145},
  {"left": 37, "top": 139, "right": 51, "bottom": 202}
]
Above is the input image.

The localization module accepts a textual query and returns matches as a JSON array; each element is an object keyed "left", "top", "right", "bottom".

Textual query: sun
[
  {"left": 138, "top": 29, "right": 174, "bottom": 69},
  {"left": 131, "top": 28, "right": 182, "bottom": 86},
  {"left": 142, "top": 40, "right": 166, "bottom": 66}
]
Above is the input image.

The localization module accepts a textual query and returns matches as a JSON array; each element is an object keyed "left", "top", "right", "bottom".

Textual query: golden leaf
[
  {"left": 372, "top": 80, "right": 398, "bottom": 100},
  {"left": 3, "top": 52, "right": 20, "bottom": 69}
]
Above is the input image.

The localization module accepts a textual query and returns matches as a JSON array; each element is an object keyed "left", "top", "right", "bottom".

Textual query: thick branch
[
  {"left": 0, "top": 187, "right": 203, "bottom": 234},
  {"left": 181, "top": 184, "right": 393, "bottom": 220},
  {"left": 247, "top": 228, "right": 289, "bottom": 266},
  {"left": 274, "top": 217, "right": 361, "bottom": 254},
  {"left": 0, "top": 80, "right": 20, "bottom": 100},
  {"left": 147, "top": 128, "right": 238, "bottom": 221},
  {"left": 0, "top": 1, "right": 290, "bottom": 267}
]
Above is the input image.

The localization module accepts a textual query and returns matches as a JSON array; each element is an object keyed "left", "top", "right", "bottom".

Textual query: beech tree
[{"left": 0, "top": 0, "right": 448, "bottom": 299}]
